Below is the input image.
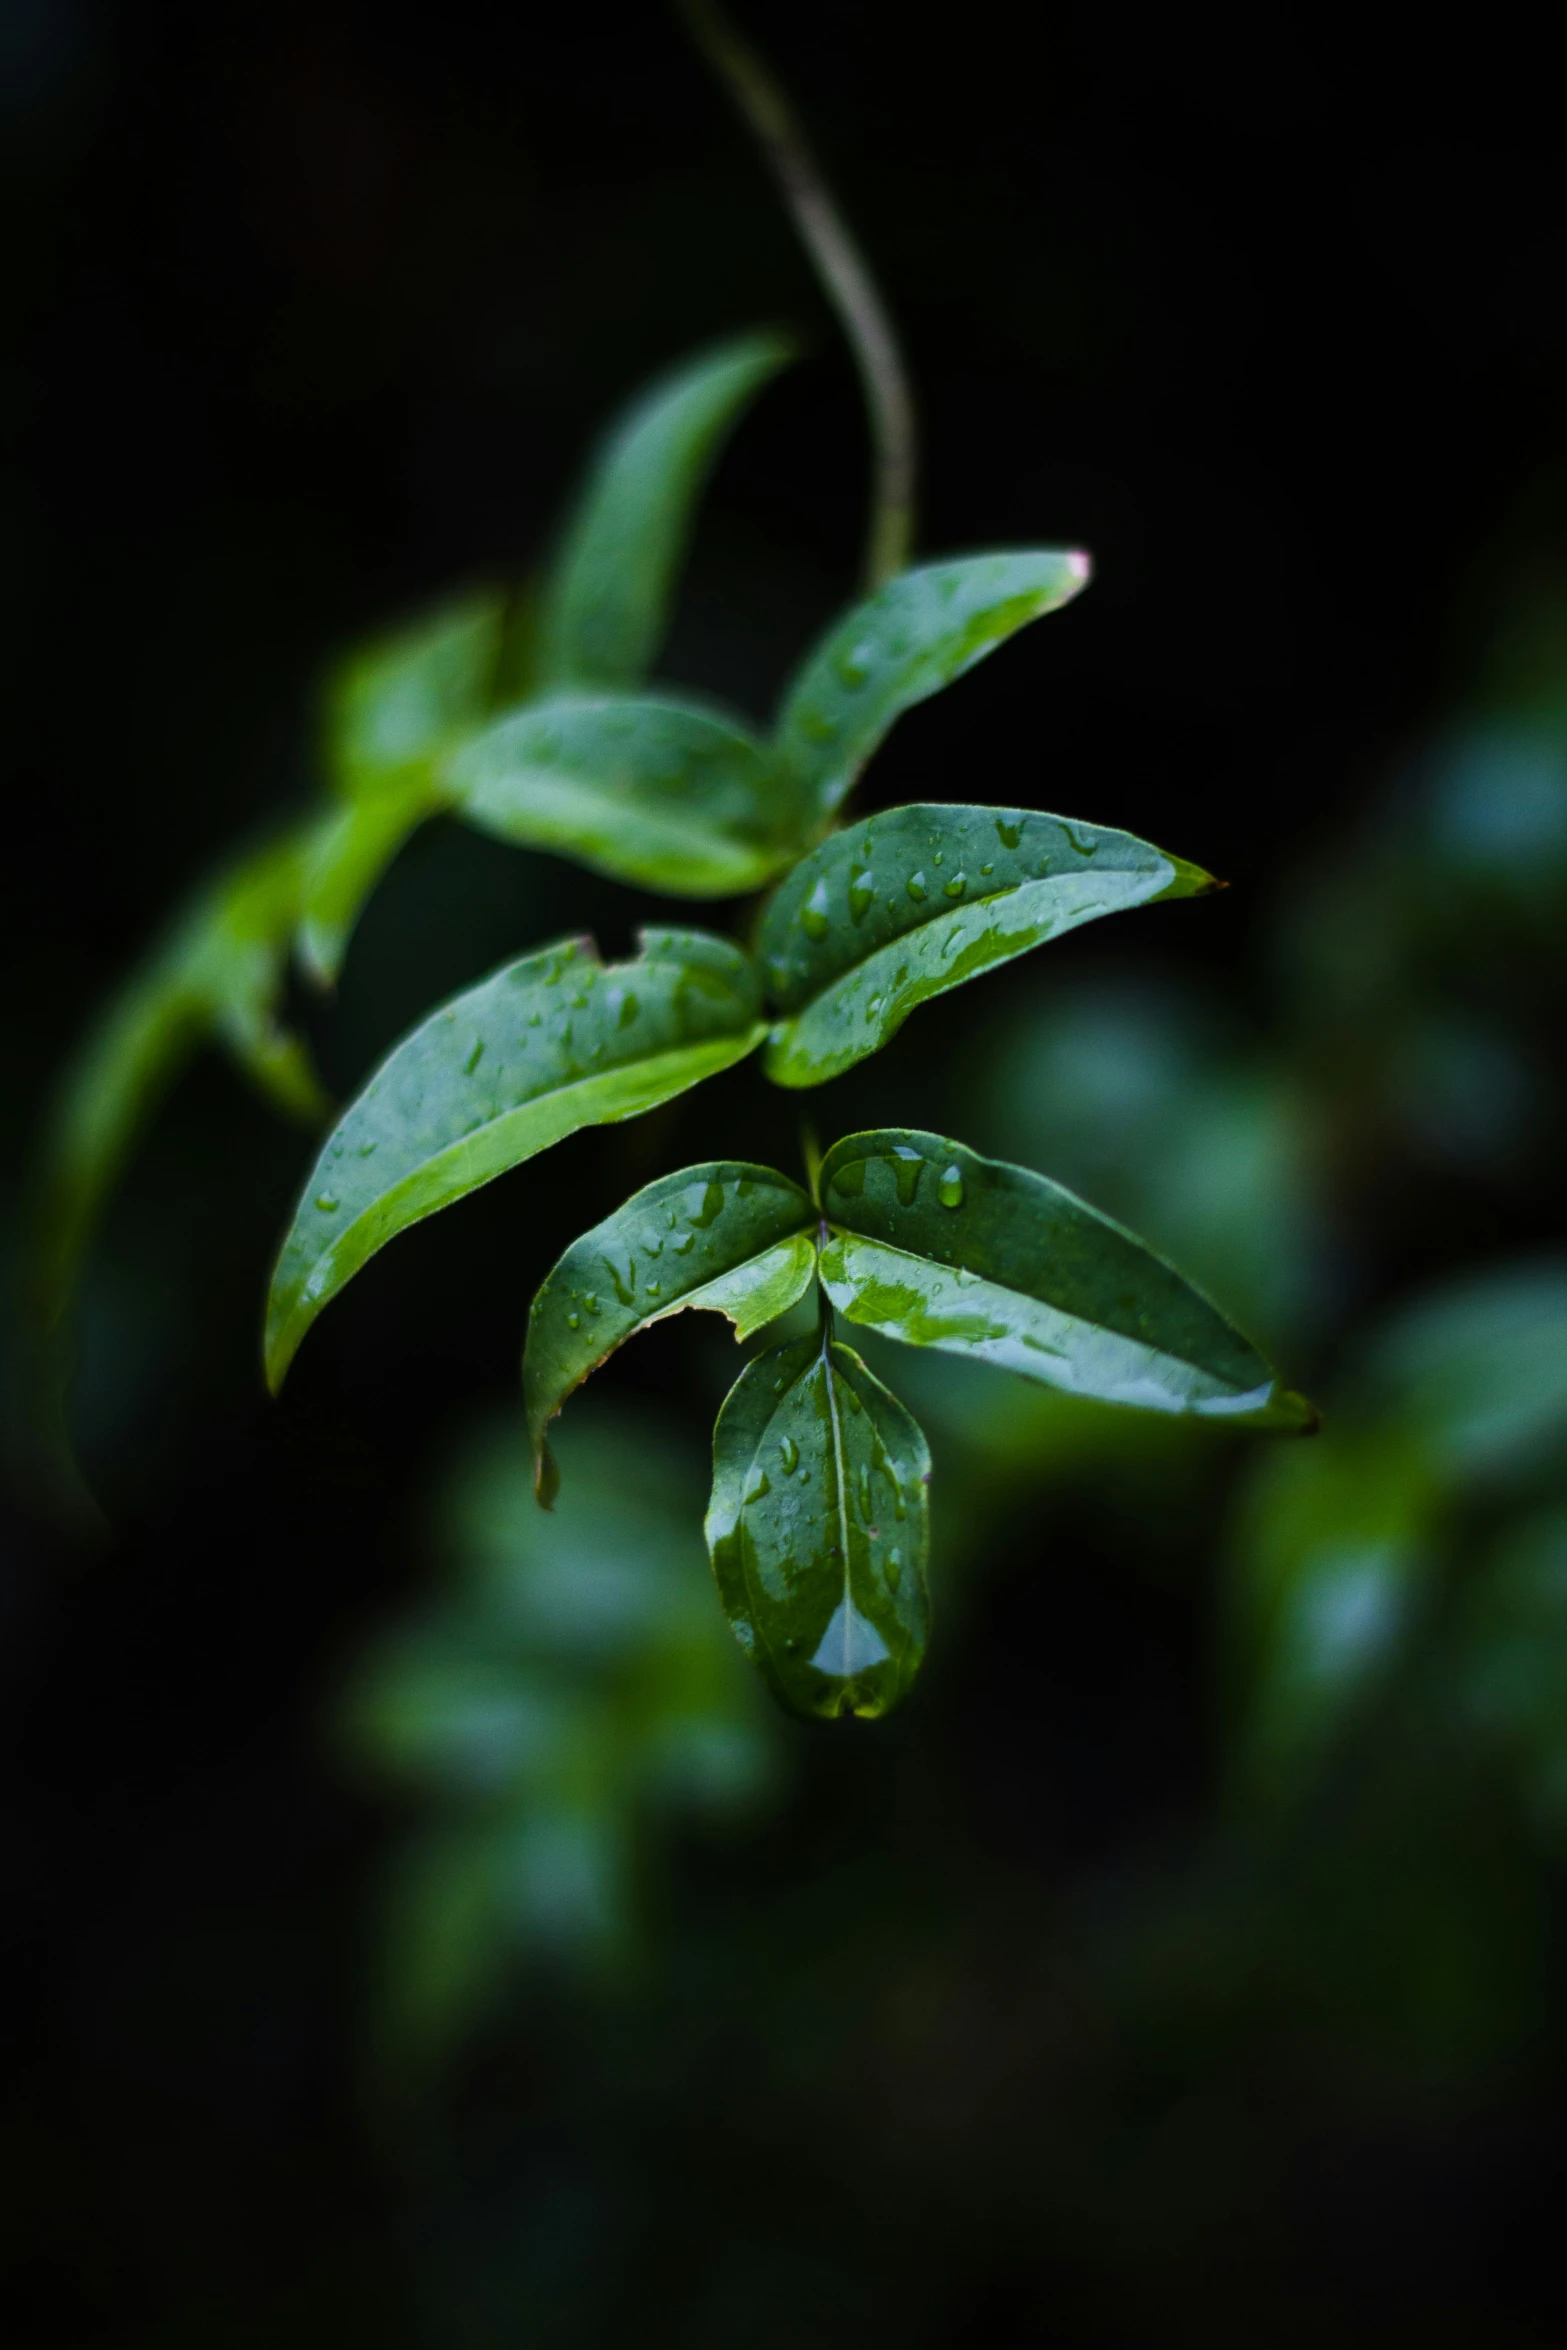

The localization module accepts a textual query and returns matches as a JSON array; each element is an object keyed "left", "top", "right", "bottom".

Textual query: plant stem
[{"left": 678, "top": 0, "right": 917, "bottom": 590}]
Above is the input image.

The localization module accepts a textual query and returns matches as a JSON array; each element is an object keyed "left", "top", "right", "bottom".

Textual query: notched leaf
[
  {"left": 818, "top": 1129, "right": 1315, "bottom": 1430},
  {"left": 523, "top": 1161, "right": 817, "bottom": 1501},
  {"left": 265, "top": 929, "right": 766, "bottom": 1391},
  {"left": 705, "top": 1329, "right": 931, "bottom": 1721},
  {"left": 760, "top": 805, "right": 1212, "bottom": 1086}
]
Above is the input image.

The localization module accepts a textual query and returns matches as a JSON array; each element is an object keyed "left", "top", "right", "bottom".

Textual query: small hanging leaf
[
  {"left": 448, "top": 693, "right": 803, "bottom": 897},
  {"left": 775, "top": 552, "right": 1090, "bottom": 821},
  {"left": 760, "top": 804, "right": 1212, "bottom": 1086},
  {"left": 325, "top": 594, "right": 506, "bottom": 799},
  {"left": 817, "top": 1130, "right": 1315, "bottom": 1428},
  {"left": 524, "top": 1162, "right": 817, "bottom": 1502},
  {"left": 705, "top": 1326, "right": 931, "bottom": 1720},
  {"left": 265, "top": 929, "right": 766, "bottom": 1390},
  {"left": 535, "top": 333, "right": 794, "bottom": 691},
  {"left": 297, "top": 776, "right": 450, "bottom": 987}
]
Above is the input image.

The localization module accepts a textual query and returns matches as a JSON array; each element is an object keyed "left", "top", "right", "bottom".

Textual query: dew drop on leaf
[
  {"left": 938, "top": 1164, "right": 965, "bottom": 1208},
  {"left": 847, "top": 868, "right": 875, "bottom": 924},
  {"left": 778, "top": 1434, "right": 799, "bottom": 1473},
  {"left": 463, "top": 1039, "right": 484, "bottom": 1074},
  {"left": 906, "top": 871, "right": 928, "bottom": 902},
  {"left": 566, "top": 1312, "right": 580, "bottom": 1329},
  {"left": 800, "top": 876, "right": 831, "bottom": 941},
  {"left": 889, "top": 1147, "right": 923, "bottom": 1205},
  {"left": 315, "top": 1194, "right": 339, "bottom": 1213},
  {"left": 746, "top": 1467, "right": 771, "bottom": 1503},
  {"left": 995, "top": 817, "right": 1021, "bottom": 850},
  {"left": 942, "top": 872, "right": 967, "bottom": 899}
]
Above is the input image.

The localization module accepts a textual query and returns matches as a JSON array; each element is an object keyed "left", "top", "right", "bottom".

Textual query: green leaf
[
  {"left": 775, "top": 552, "right": 1090, "bottom": 821},
  {"left": 325, "top": 594, "right": 506, "bottom": 798},
  {"left": 297, "top": 776, "right": 449, "bottom": 986},
  {"left": 524, "top": 1162, "right": 817, "bottom": 1501},
  {"left": 818, "top": 1130, "right": 1314, "bottom": 1428},
  {"left": 448, "top": 692, "right": 802, "bottom": 897},
  {"left": 265, "top": 929, "right": 766, "bottom": 1390},
  {"left": 536, "top": 332, "right": 793, "bottom": 691},
  {"left": 759, "top": 804, "right": 1213, "bottom": 1087},
  {"left": 705, "top": 1326, "right": 931, "bottom": 1721}
]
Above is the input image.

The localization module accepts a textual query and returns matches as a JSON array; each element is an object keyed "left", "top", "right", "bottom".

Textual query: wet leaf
[
  {"left": 759, "top": 804, "right": 1213, "bottom": 1086},
  {"left": 524, "top": 1162, "right": 817, "bottom": 1501},
  {"left": 775, "top": 552, "right": 1090, "bottom": 821},
  {"left": 448, "top": 692, "right": 800, "bottom": 897},
  {"left": 265, "top": 929, "right": 766, "bottom": 1389},
  {"left": 536, "top": 332, "right": 794, "bottom": 690},
  {"left": 705, "top": 1327, "right": 931, "bottom": 1720},
  {"left": 818, "top": 1129, "right": 1314, "bottom": 1428}
]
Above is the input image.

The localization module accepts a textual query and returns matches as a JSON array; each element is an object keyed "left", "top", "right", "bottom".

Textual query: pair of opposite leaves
[{"left": 517, "top": 1131, "right": 1313, "bottom": 1721}]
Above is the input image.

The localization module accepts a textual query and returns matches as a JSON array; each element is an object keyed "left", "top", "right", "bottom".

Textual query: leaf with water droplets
[
  {"left": 759, "top": 804, "right": 1213, "bottom": 1086},
  {"left": 817, "top": 1130, "right": 1316, "bottom": 1429},
  {"left": 536, "top": 334, "right": 794, "bottom": 691},
  {"left": 448, "top": 693, "right": 803, "bottom": 897},
  {"left": 706, "top": 1328, "right": 931, "bottom": 1720},
  {"left": 775, "top": 553, "right": 1090, "bottom": 821},
  {"left": 524, "top": 1162, "right": 817, "bottom": 1502},
  {"left": 265, "top": 930, "right": 767, "bottom": 1390}
]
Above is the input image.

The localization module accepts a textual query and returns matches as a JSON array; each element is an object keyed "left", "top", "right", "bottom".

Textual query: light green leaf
[
  {"left": 759, "top": 804, "right": 1213, "bottom": 1087},
  {"left": 818, "top": 1130, "right": 1314, "bottom": 1428},
  {"left": 297, "top": 775, "right": 450, "bottom": 986},
  {"left": 775, "top": 552, "right": 1090, "bottom": 821},
  {"left": 705, "top": 1327, "right": 931, "bottom": 1721},
  {"left": 325, "top": 594, "right": 505, "bottom": 798},
  {"left": 265, "top": 929, "right": 766, "bottom": 1390},
  {"left": 448, "top": 692, "right": 802, "bottom": 897},
  {"left": 524, "top": 1162, "right": 817, "bottom": 1502},
  {"left": 535, "top": 333, "right": 793, "bottom": 691}
]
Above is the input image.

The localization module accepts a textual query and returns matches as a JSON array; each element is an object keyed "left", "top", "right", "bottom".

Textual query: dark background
[{"left": 5, "top": 2, "right": 1567, "bottom": 2342}]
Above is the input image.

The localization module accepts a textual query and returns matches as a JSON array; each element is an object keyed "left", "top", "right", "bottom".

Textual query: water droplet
[
  {"left": 646, "top": 1279, "right": 661, "bottom": 1296},
  {"left": 584, "top": 1292, "right": 600, "bottom": 1315},
  {"left": 834, "top": 641, "right": 873, "bottom": 688},
  {"left": 778, "top": 1435, "right": 799, "bottom": 1473},
  {"left": 463, "top": 1039, "right": 484, "bottom": 1074},
  {"left": 832, "top": 1156, "right": 866, "bottom": 1198},
  {"left": 356, "top": 1142, "right": 377, "bottom": 1158},
  {"left": 617, "top": 990, "right": 639, "bottom": 1028},
  {"left": 890, "top": 1146, "right": 923, "bottom": 1205},
  {"left": 980, "top": 862, "right": 994, "bottom": 876},
  {"left": 745, "top": 1467, "right": 771, "bottom": 1503},
  {"left": 800, "top": 876, "right": 831, "bottom": 941},
  {"left": 858, "top": 1463, "right": 871, "bottom": 1517},
  {"left": 886, "top": 1547, "right": 903, "bottom": 1591},
  {"left": 906, "top": 871, "right": 928, "bottom": 902},
  {"left": 1064, "top": 819, "right": 1099, "bottom": 856},
  {"left": 942, "top": 871, "right": 967, "bottom": 899},
  {"left": 672, "top": 1231, "right": 695, "bottom": 1254},
  {"left": 607, "top": 1254, "right": 637, "bottom": 1308},
  {"left": 893, "top": 1487, "right": 907, "bottom": 1521},
  {"left": 995, "top": 817, "right": 1022, "bottom": 850},
  {"left": 644, "top": 1237, "right": 663, "bottom": 1256},
  {"left": 315, "top": 1193, "right": 339, "bottom": 1213},
  {"left": 848, "top": 868, "right": 875, "bottom": 924},
  {"left": 566, "top": 1312, "right": 580, "bottom": 1329},
  {"left": 691, "top": 1178, "right": 725, "bottom": 1228},
  {"left": 938, "top": 1164, "right": 965, "bottom": 1208}
]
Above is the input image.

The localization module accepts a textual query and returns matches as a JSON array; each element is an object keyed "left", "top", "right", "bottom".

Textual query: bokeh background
[{"left": 6, "top": 2, "right": 1567, "bottom": 2341}]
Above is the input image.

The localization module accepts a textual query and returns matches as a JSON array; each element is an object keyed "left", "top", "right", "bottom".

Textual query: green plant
[{"left": 30, "top": 4, "right": 1314, "bottom": 1709}]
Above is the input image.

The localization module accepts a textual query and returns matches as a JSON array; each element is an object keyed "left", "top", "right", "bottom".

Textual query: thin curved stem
[{"left": 678, "top": 0, "right": 917, "bottom": 590}]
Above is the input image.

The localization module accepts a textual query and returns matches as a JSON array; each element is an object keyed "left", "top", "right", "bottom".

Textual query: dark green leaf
[
  {"left": 535, "top": 334, "right": 793, "bottom": 691},
  {"left": 524, "top": 1162, "right": 817, "bottom": 1501},
  {"left": 448, "top": 692, "right": 801, "bottom": 897},
  {"left": 297, "top": 777, "right": 449, "bottom": 986},
  {"left": 325, "top": 594, "right": 505, "bottom": 798},
  {"left": 759, "top": 804, "right": 1213, "bottom": 1086},
  {"left": 818, "top": 1129, "right": 1314, "bottom": 1428},
  {"left": 265, "top": 929, "right": 766, "bottom": 1389},
  {"left": 706, "top": 1327, "right": 931, "bottom": 1720},
  {"left": 775, "top": 553, "right": 1090, "bottom": 821}
]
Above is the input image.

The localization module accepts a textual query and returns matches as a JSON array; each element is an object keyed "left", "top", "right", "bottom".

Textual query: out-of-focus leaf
[
  {"left": 297, "top": 777, "right": 450, "bottom": 987},
  {"left": 265, "top": 930, "right": 765, "bottom": 1389},
  {"left": 818, "top": 1130, "right": 1313, "bottom": 1428},
  {"left": 325, "top": 594, "right": 506, "bottom": 798},
  {"left": 706, "top": 1327, "right": 930, "bottom": 1720},
  {"left": 448, "top": 692, "right": 802, "bottom": 896},
  {"left": 523, "top": 1162, "right": 816, "bottom": 1502},
  {"left": 774, "top": 553, "right": 1090, "bottom": 821},
  {"left": 759, "top": 805, "right": 1211, "bottom": 1086},
  {"left": 1457, "top": 1510, "right": 1567, "bottom": 1838},
  {"left": 1360, "top": 1261, "right": 1567, "bottom": 1481},
  {"left": 535, "top": 333, "right": 793, "bottom": 691}
]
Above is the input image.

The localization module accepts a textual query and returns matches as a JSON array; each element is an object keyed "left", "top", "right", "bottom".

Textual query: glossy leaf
[
  {"left": 760, "top": 804, "right": 1213, "bottom": 1086},
  {"left": 818, "top": 1130, "right": 1314, "bottom": 1428},
  {"left": 297, "top": 776, "right": 449, "bottom": 987},
  {"left": 775, "top": 552, "right": 1090, "bottom": 821},
  {"left": 448, "top": 692, "right": 802, "bottom": 897},
  {"left": 265, "top": 929, "right": 766, "bottom": 1389},
  {"left": 524, "top": 1162, "right": 817, "bottom": 1501},
  {"left": 535, "top": 333, "right": 793, "bottom": 691},
  {"left": 705, "top": 1327, "right": 931, "bottom": 1720},
  {"left": 324, "top": 594, "right": 505, "bottom": 798}
]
